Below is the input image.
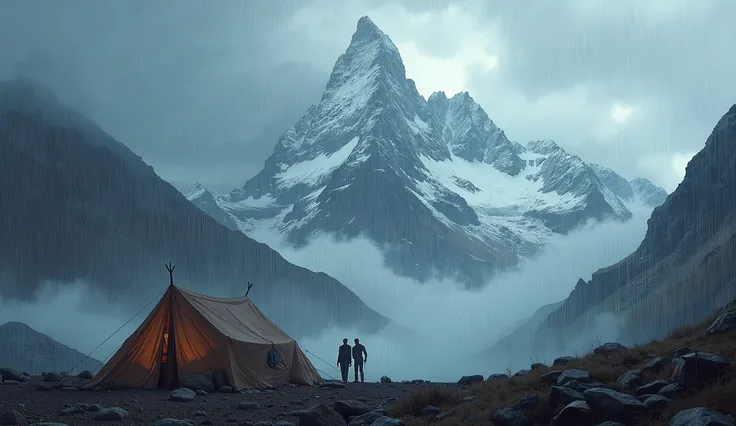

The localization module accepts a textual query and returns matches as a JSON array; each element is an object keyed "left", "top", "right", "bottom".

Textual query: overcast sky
[{"left": 1, "top": 0, "right": 733, "bottom": 193}]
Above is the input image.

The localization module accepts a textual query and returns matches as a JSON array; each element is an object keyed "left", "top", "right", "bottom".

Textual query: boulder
[
  {"left": 179, "top": 374, "right": 214, "bottom": 392},
  {"left": 642, "top": 395, "right": 670, "bottom": 411},
  {"left": 583, "top": 387, "right": 647, "bottom": 423},
  {"left": 616, "top": 370, "right": 643, "bottom": 389},
  {"left": 347, "top": 410, "right": 386, "bottom": 426},
  {"left": 380, "top": 376, "right": 392, "bottom": 383},
  {"left": 169, "top": 388, "right": 196, "bottom": 402},
  {"left": 541, "top": 370, "right": 563, "bottom": 383},
  {"left": 491, "top": 408, "right": 531, "bottom": 426},
  {"left": 93, "top": 407, "right": 128, "bottom": 421},
  {"left": 551, "top": 400, "right": 594, "bottom": 426},
  {"left": 553, "top": 356, "right": 577, "bottom": 366},
  {"left": 636, "top": 380, "right": 669, "bottom": 396},
  {"left": 658, "top": 383, "right": 684, "bottom": 398},
  {"left": 557, "top": 370, "right": 591, "bottom": 386},
  {"left": 593, "top": 342, "right": 626, "bottom": 355},
  {"left": 668, "top": 407, "right": 735, "bottom": 426},
  {"left": 642, "top": 356, "right": 671, "bottom": 374},
  {"left": 548, "top": 386, "right": 585, "bottom": 408},
  {"left": 671, "top": 347, "right": 695, "bottom": 358},
  {"left": 708, "top": 308, "right": 736, "bottom": 334},
  {"left": 487, "top": 373, "right": 509, "bottom": 382},
  {"left": 672, "top": 352, "right": 730, "bottom": 388},
  {"left": 511, "top": 395, "right": 539, "bottom": 411},
  {"left": 333, "top": 400, "right": 370, "bottom": 418},
  {"left": 0, "top": 369, "right": 26, "bottom": 382},
  {"left": 457, "top": 375, "right": 484, "bottom": 386},
  {"left": 236, "top": 402, "right": 261, "bottom": 411},
  {"left": 293, "top": 404, "right": 347, "bottom": 426}
]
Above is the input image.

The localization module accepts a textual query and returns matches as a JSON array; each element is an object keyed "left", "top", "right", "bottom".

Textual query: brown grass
[{"left": 389, "top": 308, "right": 736, "bottom": 426}]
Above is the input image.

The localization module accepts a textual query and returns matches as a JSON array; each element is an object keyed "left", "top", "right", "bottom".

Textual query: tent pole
[{"left": 164, "top": 263, "right": 179, "bottom": 388}]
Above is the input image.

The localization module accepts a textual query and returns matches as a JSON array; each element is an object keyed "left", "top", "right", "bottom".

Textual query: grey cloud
[{"left": 1, "top": 0, "right": 732, "bottom": 193}]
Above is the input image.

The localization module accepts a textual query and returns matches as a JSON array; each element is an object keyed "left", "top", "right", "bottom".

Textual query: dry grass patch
[{"left": 390, "top": 307, "right": 736, "bottom": 425}]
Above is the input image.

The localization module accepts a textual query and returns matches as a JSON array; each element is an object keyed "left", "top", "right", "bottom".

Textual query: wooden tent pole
[{"left": 164, "top": 263, "right": 179, "bottom": 388}]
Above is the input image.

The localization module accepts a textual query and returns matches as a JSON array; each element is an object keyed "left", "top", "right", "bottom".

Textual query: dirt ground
[{"left": 0, "top": 376, "right": 449, "bottom": 425}]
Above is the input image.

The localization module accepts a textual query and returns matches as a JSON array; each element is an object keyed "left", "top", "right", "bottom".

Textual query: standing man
[
  {"left": 352, "top": 338, "right": 368, "bottom": 383},
  {"left": 336, "top": 338, "right": 352, "bottom": 383}
]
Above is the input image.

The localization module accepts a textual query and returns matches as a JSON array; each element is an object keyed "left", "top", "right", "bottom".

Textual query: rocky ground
[
  {"left": 389, "top": 299, "right": 736, "bottom": 426},
  {"left": 0, "top": 373, "right": 445, "bottom": 426}
]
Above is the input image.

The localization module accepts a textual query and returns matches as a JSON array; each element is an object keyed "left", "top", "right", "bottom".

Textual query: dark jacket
[
  {"left": 352, "top": 343, "right": 367, "bottom": 362},
  {"left": 337, "top": 344, "right": 352, "bottom": 364}
]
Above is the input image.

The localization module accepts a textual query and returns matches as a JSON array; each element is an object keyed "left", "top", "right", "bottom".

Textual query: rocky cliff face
[{"left": 534, "top": 104, "right": 736, "bottom": 352}]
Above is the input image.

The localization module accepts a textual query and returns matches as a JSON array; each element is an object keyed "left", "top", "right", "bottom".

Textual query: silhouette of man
[
  {"left": 336, "top": 338, "right": 352, "bottom": 383},
  {"left": 352, "top": 338, "right": 367, "bottom": 383}
]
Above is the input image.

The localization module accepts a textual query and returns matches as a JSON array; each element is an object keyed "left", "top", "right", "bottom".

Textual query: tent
[{"left": 84, "top": 276, "right": 322, "bottom": 391}]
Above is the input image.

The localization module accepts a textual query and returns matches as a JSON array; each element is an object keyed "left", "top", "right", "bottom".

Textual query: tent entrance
[{"left": 157, "top": 286, "right": 180, "bottom": 389}]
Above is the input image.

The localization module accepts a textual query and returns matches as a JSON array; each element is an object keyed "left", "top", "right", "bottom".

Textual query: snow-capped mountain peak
[{"left": 189, "top": 16, "right": 663, "bottom": 289}]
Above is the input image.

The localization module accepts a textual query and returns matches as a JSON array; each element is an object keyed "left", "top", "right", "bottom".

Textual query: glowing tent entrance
[{"left": 84, "top": 276, "right": 322, "bottom": 391}]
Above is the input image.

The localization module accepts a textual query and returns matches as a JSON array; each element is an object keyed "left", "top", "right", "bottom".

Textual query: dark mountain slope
[
  {"left": 534, "top": 104, "right": 736, "bottom": 352},
  {"left": 0, "top": 321, "right": 101, "bottom": 375},
  {"left": 0, "top": 80, "right": 387, "bottom": 338}
]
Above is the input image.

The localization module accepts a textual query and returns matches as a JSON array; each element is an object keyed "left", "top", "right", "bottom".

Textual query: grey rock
[
  {"left": 616, "top": 370, "right": 643, "bottom": 389},
  {"left": 708, "top": 309, "right": 736, "bottom": 334},
  {"left": 170, "top": 388, "right": 197, "bottom": 402},
  {"left": 422, "top": 405, "right": 440, "bottom": 415},
  {"left": 491, "top": 408, "right": 530, "bottom": 426},
  {"left": 643, "top": 395, "right": 671, "bottom": 411},
  {"left": 583, "top": 387, "right": 647, "bottom": 423},
  {"left": 593, "top": 342, "right": 626, "bottom": 355},
  {"left": 551, "top": 400, "right": 593, "bottom": 426},
  {"left": 540, "top": 370, "right": 563, "bottom": 383},
  {"left": 642, "top": 357, "right": 671, "bottom": 373},
  {"left": 457, "top": 375, "right": 484, "bottom": 386},
  {"left": 293, "top": 404, "right": 347, "bottom": 426},
  {"left": 553, "top": 356, "right": 577, "bottom": 366},
  {"left": 511, "top": 395, "right": 539, "bottom": 411},
  {"left": 94, "top": 407, "right": 129, "bottom": 421},
  {"left": 379, "top": 376, "right": 391, "bottom": 383},
  {"left": 0, "top": 369, "right": 26, "bottom": 382},
  {"left": 319, "top": 382, "right": 347, "bottom": 389},
  {"left": 487, "top": 373, "right": 508, "bottom": 382},
  {"left": 659, "top": 383, "right": 684, "bottom": 398},
  {"left": 557, "top": 370, "right": 591, "bottom": 386},
  {"left": 548, "top": 386, "right": 585, "bottom": 408},
  {"left": 346, "top": 410, "right": 385, "bottom": 426},
  {"left": 672, "top": 352, "right": 730, "bottom": 388},
  {"left": 333, "top": 400, "right": 370, "bottom": 418},
  {"left": 236, "top": 402, "right": 261, "bottom": 411},
  {"left": 668, "top": 407, "right": 735, "bottom": 426},
  {"left": 637, "top": 380, "right": 669, "bottom": 396},
  {"left": 672, "top": 347, "right": 695, "bottom": 358}
]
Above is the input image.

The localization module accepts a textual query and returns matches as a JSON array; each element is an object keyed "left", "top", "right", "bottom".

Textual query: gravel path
[{"left": 0, "top": 376, "right": 447, "bottom": 425}]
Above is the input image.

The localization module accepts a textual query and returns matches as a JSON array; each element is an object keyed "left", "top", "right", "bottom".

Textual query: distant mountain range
[
  {"left": 483, "top": 103, "right": 736, "bottom": 362},
  {"left": 0, "top": 78, "right": 387, "bottom": 339},
  {"left": 188, "top": 16, "right": 667, "bottom": 289},
  {"left": 0, "top": 321, "right": 101, "bottom": 375}
]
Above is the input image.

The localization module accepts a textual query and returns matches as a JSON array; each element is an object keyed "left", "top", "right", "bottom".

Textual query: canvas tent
[{"left": 84, "top": 281, "right": 322, "bottom": 391}]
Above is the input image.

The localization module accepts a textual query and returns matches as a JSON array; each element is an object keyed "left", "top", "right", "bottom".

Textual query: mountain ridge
[
  {"left": 189, "top": 16, "right": 667, "bottom": 289},
  {"left": 0, "top": 78, "right": 388, "bottom": 339}
]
